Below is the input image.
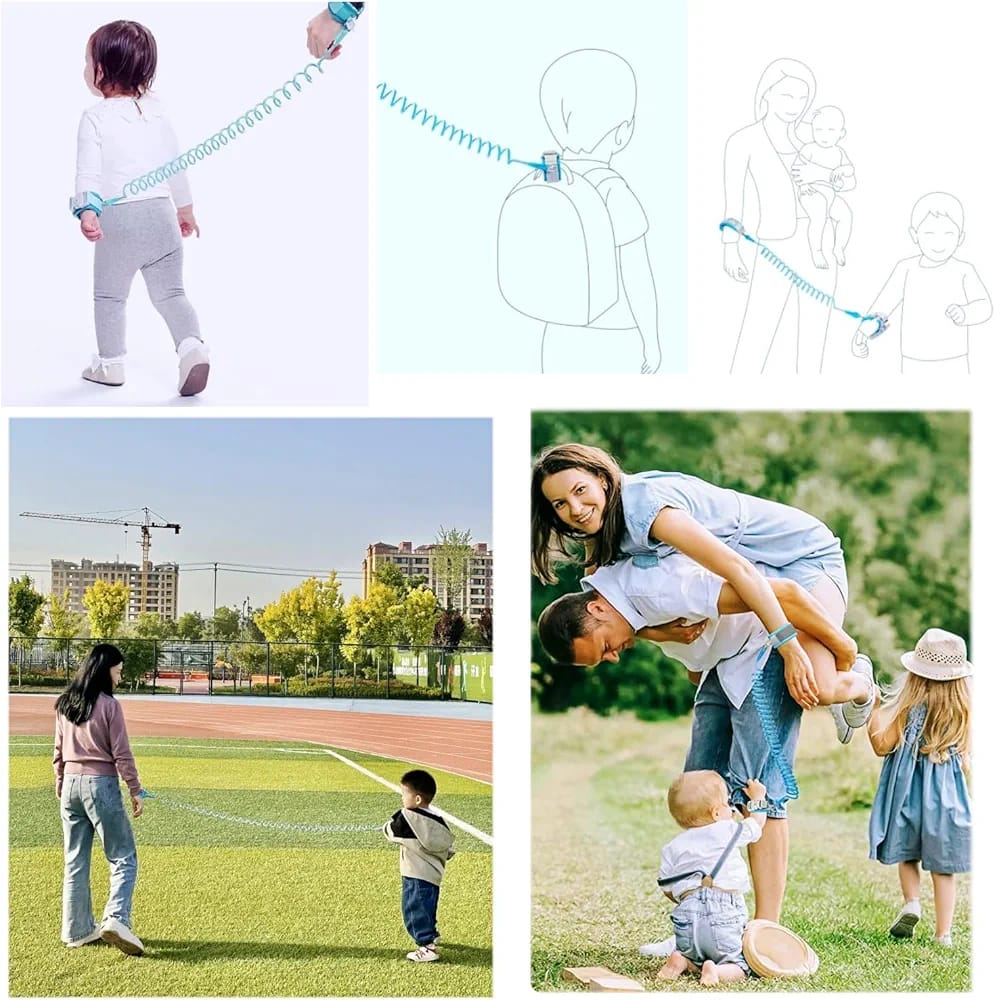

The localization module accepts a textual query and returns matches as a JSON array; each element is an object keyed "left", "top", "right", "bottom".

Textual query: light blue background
[{"left": 375, "top": 1, "right": 688, "bottom": 374}]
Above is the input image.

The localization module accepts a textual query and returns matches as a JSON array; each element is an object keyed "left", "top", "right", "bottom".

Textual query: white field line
[{"left": 318, "top": 748, "right": 493, "bottom": 847}]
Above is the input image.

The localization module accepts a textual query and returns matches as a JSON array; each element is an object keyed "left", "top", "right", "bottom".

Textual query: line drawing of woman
[{"left": 722, "top": 59, "right": 856, "bottom": 374}]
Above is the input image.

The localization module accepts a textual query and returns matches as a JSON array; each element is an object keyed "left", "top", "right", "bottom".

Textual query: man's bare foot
[
  {"left": 657, "top": 951, "right": 689, "bottom": 980},
  {"left": 835, "top": 248, "right": 847, "bottom": 266},
  {"left": 813, "top": 251, "right": 829, "bottom": 269}
]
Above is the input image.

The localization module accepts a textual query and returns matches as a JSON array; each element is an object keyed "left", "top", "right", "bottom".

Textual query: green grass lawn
[
  {"left": 532, "top": 708, "right": 970, "bottom": 992},
  {"left": 9, "top": 737, "right": 491, "bottom": 996}
]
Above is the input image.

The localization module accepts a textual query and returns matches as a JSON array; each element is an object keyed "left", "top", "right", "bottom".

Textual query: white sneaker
[
  {"left": 406, "top": 944, "right": 440, "bottom": 962},
  {"left": 889, "top": 900, "right": 921, "bottom": 938},
  {"left": 841, "top": 654, "right": 875, "bottom": 729},
  {"left": 81, "top": 357, "right": 125, "bottom": 387},
  {"left": 100, "top": 916, "right": 145, "bottom": 956},
  {"left": 65, "top": 927, "right": 102, "bottom": 948},
  {"left": 830, "top": 703, "right": 853, "bottom": 744},
  {"left": 934, "top": 934, "right": 953, "bottom": 948},
  {"left": 639, "top": 935, "right": 677, "bottom": 957},
  {"left": 177, "top": 338, "right": 210, "bottom": 397}
]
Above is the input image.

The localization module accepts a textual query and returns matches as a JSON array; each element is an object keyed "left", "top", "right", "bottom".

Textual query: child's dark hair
[
  {"left": 89, "top": 21, "right": 157, "bottom": 97},
  {"left": 401, "top": 769, "right": 437, "bottom": 801}
]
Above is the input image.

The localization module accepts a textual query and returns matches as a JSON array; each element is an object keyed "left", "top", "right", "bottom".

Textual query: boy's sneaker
[
  {"left": 100, "top": 917, "right": 145, "bottom": 956},
  {"left": 638, "top": 935, "right": 677, "bottom": 957},
  {"left": 832, "top": 654, "right": 875, "bottom": 743},
  {"left": 81, "top": 357, "right": 125, "bottom": 387},
  {"left": 177, "top": 338, "right": 210, "bottom": 397},
  {"left": 65, "top": 927, "right": 103, "bottom": 948},
  {"left": 889, "top": 900, "right": 921, "bottom": 938},
  {"left": 406, "top": 944, "right": 440, "bottom": 962}
]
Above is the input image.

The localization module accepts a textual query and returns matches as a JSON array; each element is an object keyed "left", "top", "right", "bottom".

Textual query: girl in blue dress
[
  {"left": 531, "top": 443, "right": 874, "bottom": 736},
  {"left": 866, "top": 628, "right": 972, "bottom": 947}
]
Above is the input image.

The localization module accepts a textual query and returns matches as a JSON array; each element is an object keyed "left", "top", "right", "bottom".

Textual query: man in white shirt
[{"left": 537, "top": 553, "right": 853, "bottom": 925}]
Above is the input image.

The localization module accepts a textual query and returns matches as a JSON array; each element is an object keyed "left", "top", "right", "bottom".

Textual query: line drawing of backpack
[{"left": 497, "top": 163, "right": 621, "bottom": 326}]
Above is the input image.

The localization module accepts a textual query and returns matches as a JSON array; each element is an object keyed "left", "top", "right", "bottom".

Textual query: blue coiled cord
[
  {"left": 720, "top": 218, "right": 888, "bottom": 338},
  {"left": 750, "top": 647, "right": 799, "bottom": 801},
  {"left": 376, "top": 82, "right": 546, "bottom": 172}
]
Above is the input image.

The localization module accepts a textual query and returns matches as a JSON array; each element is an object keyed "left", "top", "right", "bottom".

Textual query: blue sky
[{"left": 9, "top": 419, "right": 492, "bottom": 615}]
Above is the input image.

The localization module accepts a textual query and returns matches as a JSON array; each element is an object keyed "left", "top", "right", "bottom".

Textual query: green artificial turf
[
  {"left": 9, "top": 736, "right": 491, "bottom": 996},
  {"left": 532, "top": 708, "right": 970, "bottom": 992}
]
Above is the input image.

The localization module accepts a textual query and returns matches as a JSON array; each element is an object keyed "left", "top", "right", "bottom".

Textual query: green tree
[
  {"left": 404, "top": 587, "right": 440, "bottom": 648},
  {"left": 9, "top": 576, "right": 46, "bottom": 671},
  {"left": 255, "top": 575, "right": 346, "bottom": 646},
  {"left": 45, "top": 588, "right": 84, "bottom": 639},
  {"left": 82, "top": 580, "right": 129, "bottom": 640},
  {"left": 175, "top": 611, "right": 206, "bottom": 642},
  {"left": 374, "top": 562, "right": 410, "bottom": 595},
  {"left": 210, "top": 606, "right": 241, "bottom": 641},
  {"left": 477, "top": 607, "right": 493, "bottom": 647},
  {"left": 132, "top": 611, "right": 174, "bottom": 641},
  {"left": 430, "top": 527, "right": 474, "bottom": 610}
]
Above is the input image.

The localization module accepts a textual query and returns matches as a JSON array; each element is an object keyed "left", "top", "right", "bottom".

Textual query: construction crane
[{"left": 20, "top": 508, "right": 181, "bottom": 615}]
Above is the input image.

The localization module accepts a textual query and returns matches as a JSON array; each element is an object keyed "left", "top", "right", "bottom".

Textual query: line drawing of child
[
  {"left": 793, "top": 106, "right": 854, "bottom": 268},
  {"left": 72, "top": 20, "right": 210, "bottom": 397},
  {"left": 852, "top": 193, "right": 992, "bottom": 372},
  {"left": 499, "top": 49, "right": 661, "bottom": 375}
]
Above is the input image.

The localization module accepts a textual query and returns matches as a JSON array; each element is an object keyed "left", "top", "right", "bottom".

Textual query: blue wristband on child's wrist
[{"left": 70, "top": 192, "right": 104, "bottom": 218}]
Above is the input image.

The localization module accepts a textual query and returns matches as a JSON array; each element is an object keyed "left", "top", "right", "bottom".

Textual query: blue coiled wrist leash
[{"left": 751, "top": 624, "right": 800, "bottom": 801}]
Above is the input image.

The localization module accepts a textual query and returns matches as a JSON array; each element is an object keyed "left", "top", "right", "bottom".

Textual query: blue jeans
[
  {"left": 684, "top": 651, "right": 802, "bottom": 819},
  {"left": 60, "top": 774, "right": 138, "bottom": 944},
  {"left": 671, "top": 889, "right": 751, "bottom": 974},
  {"left": 401, "top": 877, "right": 440, "bottom": 946}
]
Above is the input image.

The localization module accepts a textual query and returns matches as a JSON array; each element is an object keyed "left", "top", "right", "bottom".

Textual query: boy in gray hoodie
[{"left": 383, "top": 769, "right": 456, "bottom": 962}]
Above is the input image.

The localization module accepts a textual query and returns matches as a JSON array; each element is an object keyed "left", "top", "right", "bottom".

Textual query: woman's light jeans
[{"left": 60, "top": 774, "right": 138, "bottom": 944}]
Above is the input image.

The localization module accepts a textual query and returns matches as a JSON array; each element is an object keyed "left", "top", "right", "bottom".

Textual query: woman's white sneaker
[
  {"left": 65, "top": 927, "right": 103, "bottom": 948},
  {"left": 100, "top": 917, "right": 145, "bottom": 956},
  {"left": 639, "top": 935, "right": 677, "bottom": 957},
  {"left": 406, "top": 944, "right": 440, "bottom": 962}
]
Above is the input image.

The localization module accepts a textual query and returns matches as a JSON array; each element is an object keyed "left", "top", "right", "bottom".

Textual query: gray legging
[{"left": 93, "top": 198, "right": 200, "bottom": 358}]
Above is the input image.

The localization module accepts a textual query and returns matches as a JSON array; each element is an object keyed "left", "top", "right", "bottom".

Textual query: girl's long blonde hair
[{"left": 880, "top": 672, "right": 971, "bottom": 763}]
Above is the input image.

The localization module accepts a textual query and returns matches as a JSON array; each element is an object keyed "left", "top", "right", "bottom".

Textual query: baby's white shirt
[
  {"left": 658, "top": 818, "right": 762, "bottom": 899},
  {"left": 75, "top": 94, "right": 192, "bottom": 207}
]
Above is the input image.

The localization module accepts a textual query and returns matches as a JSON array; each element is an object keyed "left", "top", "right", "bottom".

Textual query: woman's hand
[
  {"left": 307, "top": 9, "right": 347, "bottom": 59},
  {"left": 131, "top": 795, "right": 144, "bottom": 818},
  {"left": 781, "top": 643, "right": 820, "bottom": 709},
  {"left": 637, "top": 619, "right": 707, "bottom": 645},
  {"left": 723, "top": 244, "right": 749, "bottom": 282},
  {"left": 177, "top": 205, "right": 200, "bottom": 238},
  {"left": 79, "top": 210, "right": 102, "bottom": 242}
]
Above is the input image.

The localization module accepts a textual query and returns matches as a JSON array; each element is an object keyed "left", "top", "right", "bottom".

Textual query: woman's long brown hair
[{"left": 531, "top": 443, "right": 627, "bottom": 584}]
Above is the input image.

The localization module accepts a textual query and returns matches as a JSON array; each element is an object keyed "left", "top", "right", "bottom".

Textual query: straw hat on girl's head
[{"left": 900, "top": 628, "right": 972, "bottom": 682}]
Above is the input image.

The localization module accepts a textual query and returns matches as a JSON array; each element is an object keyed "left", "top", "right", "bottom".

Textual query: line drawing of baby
[{"left": 793, "top": 106, "right": 854, "bottom": 268}]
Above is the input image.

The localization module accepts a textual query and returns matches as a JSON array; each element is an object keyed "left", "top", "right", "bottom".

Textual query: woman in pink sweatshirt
[{"left": 54, "top": 643, "right": 145, "bottom": 956}]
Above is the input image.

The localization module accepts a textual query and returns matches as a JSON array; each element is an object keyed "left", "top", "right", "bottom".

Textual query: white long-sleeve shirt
[{"left": 74, "top": 94, "right": 192, "bottom": 208}]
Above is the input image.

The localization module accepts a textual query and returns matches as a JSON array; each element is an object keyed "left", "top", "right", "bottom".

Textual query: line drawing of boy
[
  {"left": 852, "top": 193, "right": 992, "bottom": 372},
  {"left": 793, "top": 106, "right": 854, "bottom": 268},
  {"left": 528, "top": 49, "right": 661, "bottom": 374}
]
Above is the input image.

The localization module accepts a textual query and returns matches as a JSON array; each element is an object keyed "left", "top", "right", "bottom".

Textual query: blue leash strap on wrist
[
  {"left": 750, "top": 623, "right": 800, "bottom": 801},
  {"left": 719, "top": 218, "right": 889, "bottom": 339}
]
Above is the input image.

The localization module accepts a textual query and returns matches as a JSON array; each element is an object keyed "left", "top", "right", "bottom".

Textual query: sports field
[
  {"left": 9, "top": 735, "right": 492, "bottom": 997},
  {"left": 533, "top": 709, "right": 970, "bottom": 992}
]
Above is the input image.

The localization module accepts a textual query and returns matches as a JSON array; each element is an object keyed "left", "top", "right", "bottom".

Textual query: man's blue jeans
[
  {"left": 60, "top": 774, "right": 138, "bottom": 944},
  {"left": 401, "top": 876, "right": 440, "bottom": 946}
]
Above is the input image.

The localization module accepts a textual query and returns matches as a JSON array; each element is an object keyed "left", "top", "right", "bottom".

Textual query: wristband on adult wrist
[
  {"left": 769, "top": 624, "right": 797, "bottom": 650},
  {"left": 70, "top": 192, "right": 104, "bottom": 218}
]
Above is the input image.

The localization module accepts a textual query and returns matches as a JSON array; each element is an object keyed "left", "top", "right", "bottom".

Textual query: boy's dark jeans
[{"left": 401, "top": 876, "right": 440, "bottom": 946}]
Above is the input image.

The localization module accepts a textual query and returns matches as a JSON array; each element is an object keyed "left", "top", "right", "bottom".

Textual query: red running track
[{"left": 9, "top": 696, "right": 492, "bottom": 783}]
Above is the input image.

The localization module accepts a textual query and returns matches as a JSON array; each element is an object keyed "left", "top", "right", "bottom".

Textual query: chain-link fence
[{"left": 7, "top": 637, "right": 493, "bottom": 703}]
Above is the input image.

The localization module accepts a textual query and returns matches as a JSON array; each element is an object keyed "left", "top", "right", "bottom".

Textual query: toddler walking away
[
  {"left": 72, "top": 20, "right": 209, "bottom": 397},
  {"left": 382, "top": 769, "right": 456, "bottom": 963},
  {"left": 655, "top": 771, "right": 769, "bottom": 987},
  {"left": 867, "top": 628, "right": 971, "bottom": 947}
]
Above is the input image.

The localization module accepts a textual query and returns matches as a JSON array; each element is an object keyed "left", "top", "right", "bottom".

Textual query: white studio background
[
  {"left": 687, "top": 0, "right": 993, "bottom": 378},
  {"left": 374, "top": 0, "right": 687, "bottom": 375},
  {"left": 1, "top": 1, "right": 369, "bottom": 406}
]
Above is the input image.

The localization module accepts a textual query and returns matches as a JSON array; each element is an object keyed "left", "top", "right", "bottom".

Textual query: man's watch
[
  {"left": 69, "top": 192, "right": 104, "bottom": 218},
  {"left": 746, "top": 798, "right": 768, "bottom": 814}
]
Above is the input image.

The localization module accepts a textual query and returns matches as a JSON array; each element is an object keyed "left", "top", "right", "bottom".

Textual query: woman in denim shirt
[{"left": 54, "top": 643, "right": 145, "bottom": 956}]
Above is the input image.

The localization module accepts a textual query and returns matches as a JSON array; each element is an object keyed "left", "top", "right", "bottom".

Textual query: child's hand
[
  {"left": 744, "top": 779, "right": 766, "bottom": 802},
  {"left": 851, "top": 331, "right": 869, "bottom": 359},
  {"left": 177, "top": 205, "right": 200, "bottom": 238},
  {"left": 946, "top": 303, "right": 967, "bottom": 325},
  {"left": 872, "top": 684, "right": 883, "bottom": 707},
  {"left": 79, "top": 211, "right": 103, "bottom": 242}
]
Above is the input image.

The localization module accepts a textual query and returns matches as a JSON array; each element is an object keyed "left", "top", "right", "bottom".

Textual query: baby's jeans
[
  {"left": 670, "top": 888, "right": 751, "bottom": 974},
  {"left": 92, "top": 197, "right": 200, "bottom": 358}
]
